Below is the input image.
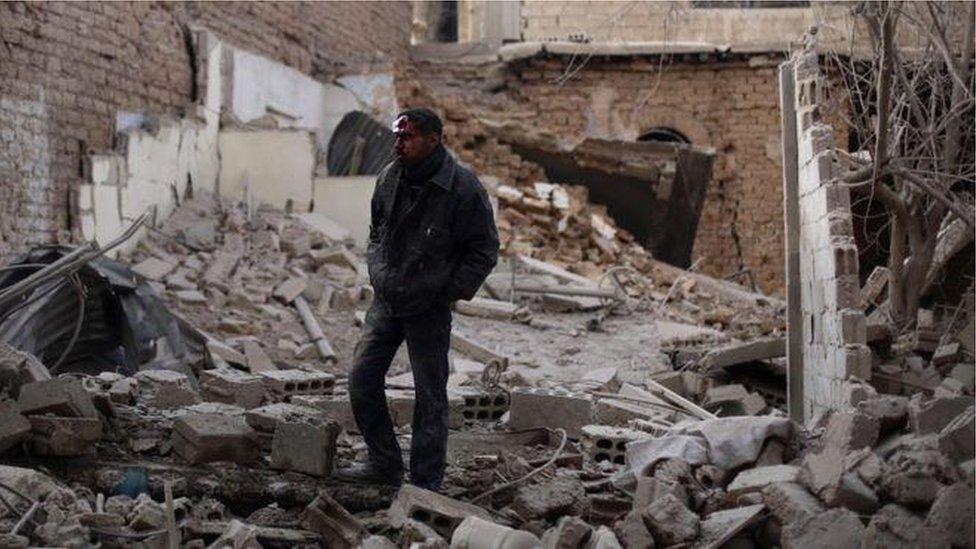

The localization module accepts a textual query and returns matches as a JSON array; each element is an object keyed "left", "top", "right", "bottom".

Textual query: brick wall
[
  {"left": 500, "top": 55, "right": 787, "bottom": 295},
  {"left": 0, "top": 1, "right": 410, "bottom": 259}
]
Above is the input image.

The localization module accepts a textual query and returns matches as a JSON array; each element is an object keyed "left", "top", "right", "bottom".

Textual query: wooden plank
[
  {"left": 644, "top": 378, "right": 717, "bottom": 420},
  {"left": 779, "top": 59, "right": 804, "bottom": 423}
]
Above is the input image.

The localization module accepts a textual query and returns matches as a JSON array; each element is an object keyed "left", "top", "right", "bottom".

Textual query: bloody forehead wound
[{"left": 393, "top": 116, "right": 416, "bottom": 136}]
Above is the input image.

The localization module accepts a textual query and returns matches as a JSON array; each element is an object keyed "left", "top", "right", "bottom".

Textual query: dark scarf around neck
[{"left": 400, "top": 145, "right": 447, "bottom": 186}]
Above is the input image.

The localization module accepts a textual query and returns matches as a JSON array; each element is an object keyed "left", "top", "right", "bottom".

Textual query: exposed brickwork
[{"left": 0, "top": 1, "right": 410, "bottom": 260}]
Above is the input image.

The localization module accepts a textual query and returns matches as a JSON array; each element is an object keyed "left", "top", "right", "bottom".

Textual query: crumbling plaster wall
[
  {"left": 790, "top": 50, "right": 869, "bottom": 421},
  {"left": 0, "top": 1, "right": 411, "bottom": 261},
  {"left": 503, "top": 56, "right": 787, "bottom": 295}
]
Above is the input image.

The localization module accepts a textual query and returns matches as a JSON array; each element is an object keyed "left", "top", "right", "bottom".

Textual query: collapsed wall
[{"left": 0, "top": 1, "right": 411, "bottom": 261}]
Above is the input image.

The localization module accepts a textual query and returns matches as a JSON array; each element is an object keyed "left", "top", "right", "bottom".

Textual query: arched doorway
[{"left": 638, "top": 126, "right": 691, "bottom": 145}]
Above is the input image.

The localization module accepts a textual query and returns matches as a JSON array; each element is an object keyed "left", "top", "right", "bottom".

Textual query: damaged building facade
[{"left": 0, "top": 1, "right": 973, "bottom": 548}]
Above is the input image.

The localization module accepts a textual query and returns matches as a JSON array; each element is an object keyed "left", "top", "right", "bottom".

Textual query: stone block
[
  {"left": 937, "top": 405, "right": 974, "bottom": 463},
  {"left": 17, "top": 378, "right": 99, "bottom": 418},
  {"left": 856, "top": 396, "right": 908, "bottom": 434},
  {"left": 258, "top": 370, "right": 335, "bottom": 400},
  {"left": 641, "top": 494, "right": 699, "bottom": 546},
  {"left": 581, "top": 424, "right": 646, "bottom": 465},
  {"left": 0, "top": 401, "right": 30, "bottom": 454},
  {"left": 172, "top": 413, "right": 260, "bottom": 464},
  {"left": 200, "top": 367, "right": 265, "bottom": 409},
  {"left": 270, "top": 420, "right": 340, "bottom": 477},
  {"left": 612, "top": 510, "right": 654, "bottom": 549},
  {"left": 28, "top": 416, "right": 102, "bottom": 457},
  {"left": 508, "top": 387, "right": 593, "bottom": 438},
  {"left": 761, "top": 482, "right": 825, "bottom": 526},
  {"left": 134, "top": 370, "right": 200, "bottom": 409},
  {"left": 388, "top": 484, "right": 492, "bottom": 540},
  {"left": 907, "top": 394, "right": 971, "bottom": 435},
  {"left": 822, "top": 411, "right": 879, "bottom": 452},
  {"left": 926, "top": 482, "right": 975, "bottom": 548},
  {"left": 781, "top": 508, "right": 864, "bottom": 549},
  {"left": 512, "top": 477, "right": 587, "bottom": 521},
  {"left": 634, "top": 476, "right": 689, "bottom": 509},
  {"left": 862, "top": 504, "right": 950, "bottom": 549},
  {"left": 726, "top": 465, "right": 800, "bottom": 501}
]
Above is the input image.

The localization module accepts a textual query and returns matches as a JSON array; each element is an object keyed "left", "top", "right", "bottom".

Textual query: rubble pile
[{"left": 0, "top": 193, "right": 970, "bottom": 548}]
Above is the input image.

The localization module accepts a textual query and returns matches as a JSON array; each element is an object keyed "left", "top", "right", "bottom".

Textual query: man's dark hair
[{"left": 396, "top": 108, "right": 443, "bottom": 137}]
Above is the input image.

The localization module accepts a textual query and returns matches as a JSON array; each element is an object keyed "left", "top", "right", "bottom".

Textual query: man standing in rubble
[{"left": 335, "top": 108, "right": 499, "bottom": 491}]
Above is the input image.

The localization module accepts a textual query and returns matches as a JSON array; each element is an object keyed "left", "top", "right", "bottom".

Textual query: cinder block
[
  {"left": 451, "top": 386, "right": 509, "bottom": 424},
  {"left": 245, "top": 402, "right": 327, "bottom": 451},
  {"left": 258, "top": 370, "right": 334, "bottom": 400},
  {"left": 200, "top": 367, "right": 265, "bottom": 409},
  {"left": 388, "top": 485, "right": 493, "bottom": 540},
  {"left": 292, "top": 395, "right": 358, "bottom": 432},
  {"left": 581, "top": 425, "right": 645, "bottom": 465},
  {"left": 172, "top": 413, "right": 260, "bottom": 464},
  {"left": 134, "top": 370, "right": 201, "bottom": 409},
  {"left": 270, "top": 419, "right": 340, "bottom": 476},
  {"left": 508, "top": 387, "right": 593, "bottom": 438}
]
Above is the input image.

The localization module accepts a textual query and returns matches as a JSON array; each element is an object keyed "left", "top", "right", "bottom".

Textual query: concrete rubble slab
[
  {"left": 512, "top": 477, "right": 587, "bottom": 521},
  {"left": 131, "top": 256, "right": 177, "bottom": 281},
  {"left": 27, "top": 415, "right": 102, "bottom": 456},
  {"left": 0, "top": 401, "right": 31, "bottom": 454},
  {"left": 634, "top": 476, "right": 690, "bottom": 508},
  {"left": 0, "top": 344, "right": 52, "bottom": 395},
  {"left": 172, "top": 413, "right": 260, "bottom": 464},
  {"left": 200, "top": 367, "right": 265, "bottom": 409},
  {"left": 245, "top": 402, "right": 327, "bottom": 433},
  {"left": 726, "top": 465, "right": 800, "bottom": 500},
  {"left": 693, "top": 504, "right": 765, "bottom": 549},
  {"left": 862, "top": 503, "right": 950, "bottom": 549},
  {"left": 925, "top": 482, "right": 975, "bottom": 548},
  {"left": 612, "top": 510, "right": 654, "bottom": 549},
  {"left": 937, "top": 405, "right": 974, "bottom": 462},
  {"left": 856, "top": 396, "right": 908, "bottom": 434},
  {"left": 701, "top": 337, "right": 785, "bottom": 370},
  {"left": 642, "top": 493, "right": 700, "bottom": 546},
  {"left": 761, "top": 481, "right": 825, "bottom": 526},
  {"left": 388, "top": 484, "right": 492, "bottom": 540},
  {"left": 541, "top": 516, "right": 592, "bottom": 548},
  {"left": 908, "top": 394, "right": 972, "bottom": 435},
  {"left": 508, "top": 387, "right": 594, "bottom": 438},
  {"left": 781, "top": 508, "right": 864, "bottom": 549},
  {"left": 17, "top": 378, "right": 100, "bottom": 419},
  {"left": 822, "top": 410, "right": 880, "bottom": 452}
]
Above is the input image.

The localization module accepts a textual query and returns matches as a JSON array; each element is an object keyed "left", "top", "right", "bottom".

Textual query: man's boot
[{"left": 333, "top": 461, "right": 404, "bottom": 486}]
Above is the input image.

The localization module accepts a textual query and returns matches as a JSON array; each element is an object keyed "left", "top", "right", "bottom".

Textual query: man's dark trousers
[{"left": 349, "top": 301, "right": 452, "bottom": 489}]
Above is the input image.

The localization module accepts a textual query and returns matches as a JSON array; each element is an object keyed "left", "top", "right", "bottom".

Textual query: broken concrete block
[
  {"left": 0, "top": 344, "right": 51, "bottom": 397},
  {"left": 781, "top": 508, "right": 864, "bottom": 549},
  {"left": 580, "top": 367, "right": 620, "bottom": 392},
  {"left": 242, "top": 341, "right": 276, "bottom": 373},
  {"left": 702, "top": 384, "right": 765, "bottom": 415},
  {"left": 292, "top": 395, "right": 358, "bottom": 432},
  {"left": 880, "top": 470, "right": 945, "bottom": 509},
  {"left": 800, "top": 447, "right": 879, "bottom": 514},
  {"left": 0, "top": 401, "right": 30, "bottom": 454},
  {"left": 129, "top": 493, "right": 166, "bottom": 531},
  {"left": 300, "top": 490, "right": 367, "bottom": 549},
  {"left": 245, "top": 402, "right": 327, "bottom": 433},
  {"left": 259, "top": 369, "right": 335, "bottom": 400},
  {"left": 27, "top": 416, "right": 102, "bottom": 457},
  {"left": 270, "top": 420, "right": 340, "bottom": 477},
  {"left": 581, "top": 424, "right": 646, "bottom": 465},
  {"left": 641, "top": 493, "right": 699, "bottom": 546},
  {"left": 856, "top": 395, "right": 908, "bottom": 433},
  {"left": 701, "top": 337, "right": 785, "bottom": 370},
  {"left": 512, "top": 477, "right": 587, "bottom": 521},
  {"left": 273, "top": 277, "right": 307, "bottom": 304},
  {"left": 172, "top": 413, "right": 260, "bottom": 464},
  {"left": 761, "top": 482, "right": 825, "bottom": 526},
  {"left": 541, "top": 515, "right": 592, "bottom": 549},
  {"left": 612, "top": 510, "right": 654, "bottom": 549},
  {"left": 695, "top": 504, "right": 765, "bottom": 549},
  {"left": 401, "top": 518, "right": 448, "bottom": 548},
  {"left": 634, "top": 476, "right": 689, "bottom": 509},
  {"left": 925, "top": 482, "right": 975, "bottom": 548},
  {"left": 862, "top": 503, "right": 950, "bottom": 549},
  {"left": 17, "top": 378, "right": 99, "bottom": 418},
  {"left": 134, "top": 370, "right": 200, "bottom": 409},
  {"left": 595, "top": 398, "right": 666, "bottom": 427},
  {"left": 726, "top": 465, "right": 800, "bottom": 501},
  {"left": 822, "top": 410, "right": 880, "bottom": 452},
  {"left": 908, "top": 394, "right": 972, "bottom": 435},
  {"left": 131, "top": 257, "right": 176, "bottom": 281},
  {"left": 508, "top": 387, "right": 593, "bottom": 438},
  {"left": 842, "top": 377, "right": 878, "bottom": 407},
  {"left": 200, "top": 367, "right": 265, "bottom": 409},
  {"left": 388, "top": 485, "right": 492, "bottom": 540},
  {"left": 937, "top": 405, "right": 974, "bottom": 463}
]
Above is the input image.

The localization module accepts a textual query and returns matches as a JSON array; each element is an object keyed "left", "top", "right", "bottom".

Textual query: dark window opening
[
  {"left": 638, "top": 127, "right": 691, "bottom": 145},
  {"left": 434, "top": 1, "right": 458, "bottom": 42}
]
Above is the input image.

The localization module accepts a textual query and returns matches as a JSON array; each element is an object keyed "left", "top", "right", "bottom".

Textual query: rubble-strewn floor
[{"left": 0, "top": 195, "right": 971, "bottom": 549}]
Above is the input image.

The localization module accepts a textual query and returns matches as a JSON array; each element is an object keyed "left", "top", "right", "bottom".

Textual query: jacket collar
[{"left": 429, "top": 152, "right": 455, "bottom": 191}]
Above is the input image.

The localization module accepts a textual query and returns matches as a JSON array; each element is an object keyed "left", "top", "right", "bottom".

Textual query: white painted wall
[
  {"left": 312, "top": 176, "right": 377, "bottom": 250},
  {"left": 219, "top": 129, "right": 316, "bottom": 212}
]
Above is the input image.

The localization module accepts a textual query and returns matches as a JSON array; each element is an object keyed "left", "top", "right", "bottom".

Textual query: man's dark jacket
[{"left": 366, "top": 152, "right": 499, "bottom": 317}]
